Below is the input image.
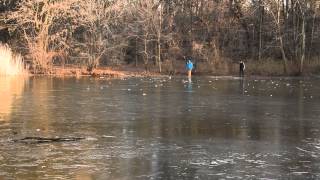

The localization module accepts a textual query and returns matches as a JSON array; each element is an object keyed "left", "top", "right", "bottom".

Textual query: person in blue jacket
[{"left": 186, "top": 59, "right": 193, "bottom": 81}]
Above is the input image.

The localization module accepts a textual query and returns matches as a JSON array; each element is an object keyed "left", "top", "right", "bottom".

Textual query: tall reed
[{"left": 0, "top": 44, "right": 28, "bottom": 76}]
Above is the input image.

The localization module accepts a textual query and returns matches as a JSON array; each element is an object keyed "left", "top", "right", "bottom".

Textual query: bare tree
[
  {"left": 265, "top": 0, "right": 289, "bottom": 74},
  {"left": 3, "top": 0, "right": 320, "bottom": 75},
  {"left": 8, "top": 0, "right": 78, "bottom": 73},
  {"left": 128, "top": 0, "right": 169, "bottom": 72},
  {"left": 72, "top": 0, "right": 128, "bottom": 72}
]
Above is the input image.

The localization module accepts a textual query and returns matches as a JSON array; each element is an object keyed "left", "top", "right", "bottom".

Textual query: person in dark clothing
[{"left": 239, "top": 60, "right": 245, "bottom": 77}]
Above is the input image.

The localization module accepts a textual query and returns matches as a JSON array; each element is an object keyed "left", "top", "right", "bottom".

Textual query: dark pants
[{"left": 239, "top": 68, "right": 244, "bottom": 77}]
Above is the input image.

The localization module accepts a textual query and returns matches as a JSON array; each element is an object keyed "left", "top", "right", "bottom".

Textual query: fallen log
[{"left": 13, "top": 137, "right": 85, "bottom": 144}]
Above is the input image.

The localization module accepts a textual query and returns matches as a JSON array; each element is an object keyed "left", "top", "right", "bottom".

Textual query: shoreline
[
  {"left": 28, "top": 66, "right": 168, "bottom": 78},
  {"left": 26, "top": 68, "right": 320, "bottom": 79},
  {"left": 25, "top": 61, "right": 320, "bottom": 78}
]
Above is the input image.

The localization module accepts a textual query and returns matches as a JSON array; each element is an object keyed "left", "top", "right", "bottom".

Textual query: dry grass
[
  {"left": 161, "top": 57, "right": 320, "bottom": 76},
  {"left": 160, "top": 58, "right": 232, "bottom": 75},
  {"left": 29, "top": 57, "right": 320, "bottom": 77},
  {"left": 245, "top": 60, "right": 286, "bottom": 76},
  {"left": 304, "top": 58, "right": 320, "bottom": 75},
  {"left": 245, "top": 58, "right": 320, "bottom": 76},
  {"left": 47, "top": 65, "right": 164, "bottom": 78}
]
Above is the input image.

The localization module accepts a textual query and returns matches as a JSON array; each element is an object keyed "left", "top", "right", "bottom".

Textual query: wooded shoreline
[
  {"left": 1, "top": 1, "right": 319, "bottom": 76},
  {"left": 30, "top": 59, "right": 320, "bottom": 78}
]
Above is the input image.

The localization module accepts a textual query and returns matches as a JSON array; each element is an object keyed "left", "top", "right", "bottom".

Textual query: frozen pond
[{"left": 1, "top": 76, "right": 320, "bottom": 179}]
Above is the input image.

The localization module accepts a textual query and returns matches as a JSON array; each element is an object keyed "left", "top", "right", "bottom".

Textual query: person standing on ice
[
  {"left": 239, "top": 60, "right": 245, "bottom": 77},
  {"left": 186, "top": 58, "right": 194, "bottom": 82}
]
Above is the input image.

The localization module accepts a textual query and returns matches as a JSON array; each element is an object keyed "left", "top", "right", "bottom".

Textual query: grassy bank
[
  {"left": 32, "top": 65, "right": 164, "bottom": 78},
  {"left": 244, "top": 58, "right": 320, "bottom": 76},
  {"left": 28, "top": 58, "right": 320, "bottom": 78},
  {"left": 161, "top": 59, "right": 320, "bottom": 76}
]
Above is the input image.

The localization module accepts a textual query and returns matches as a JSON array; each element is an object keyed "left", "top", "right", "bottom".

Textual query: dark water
[{"left": 1, "top": 76, "right": 320, "bottom": 179}]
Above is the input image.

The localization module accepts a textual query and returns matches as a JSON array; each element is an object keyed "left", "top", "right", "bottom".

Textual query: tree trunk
[
  {"left": 279, "top": 36, "right": 288, "bottom": 74},
  {"left": 135, "top": 38, "right": 138, "bottom": 67},
  {"left": 277, "top": 0, "right": 288, "bottom": 74},
  {"left": 144, "top": 34, "right": 149, "bottom": 71},
  {"left": 258, "top": 0, "right": 263, "bottom": 61},
  {"left": 307, "top": 13, "right": 316, "bottom": 60},
  {"left": 158, "top": 4, "right": 162, "bottom": 73},
  {"left": 190, "top": 0, "right": 193, "bottom": 56},
  {"left": 158, "top": 35, "right": 161, "bottom": 73},
  {"left": 299, "top": 15, "right": 306, "bottom": 74}
]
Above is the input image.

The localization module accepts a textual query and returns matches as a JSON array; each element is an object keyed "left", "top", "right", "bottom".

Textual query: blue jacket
[{"left": 186, "top": 60, "right": 193, "bottom": 70}]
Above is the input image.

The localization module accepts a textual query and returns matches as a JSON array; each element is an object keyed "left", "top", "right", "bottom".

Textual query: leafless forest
[{"left": 0, "top": 0, "right": 319, "bottom": 75}]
